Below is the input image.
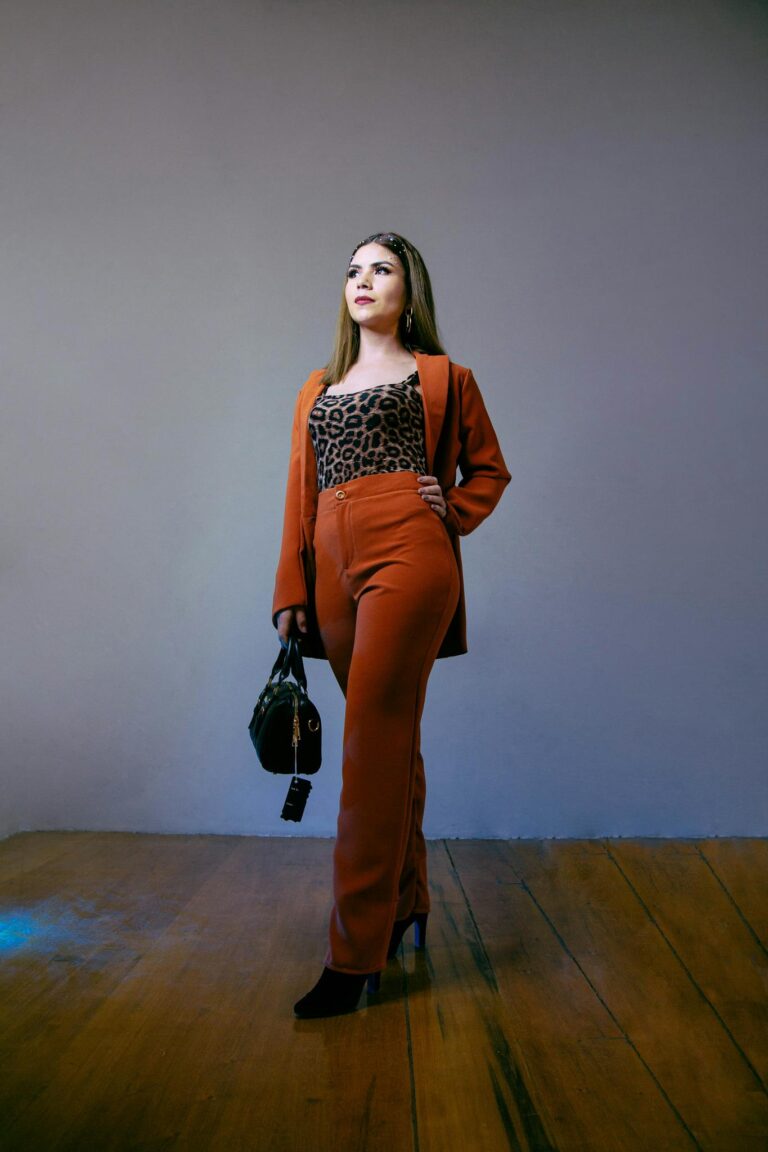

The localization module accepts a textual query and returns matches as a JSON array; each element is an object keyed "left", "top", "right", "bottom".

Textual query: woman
[{"left": 272, "top": 231, "right": 510, "bottom": 1018}]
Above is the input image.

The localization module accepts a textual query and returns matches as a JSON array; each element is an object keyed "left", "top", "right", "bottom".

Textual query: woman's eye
[{"left": 346, "top": 266, "right": 391, "bottom": 278}]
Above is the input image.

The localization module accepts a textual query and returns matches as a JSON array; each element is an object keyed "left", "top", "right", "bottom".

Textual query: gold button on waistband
[{"left": 335, "top": 489, "right": 347, "bottom": 500}]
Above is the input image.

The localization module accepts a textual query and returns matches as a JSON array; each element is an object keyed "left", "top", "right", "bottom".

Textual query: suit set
[{"left": 272, "top": 349, "right": 510, "bottom": 974}]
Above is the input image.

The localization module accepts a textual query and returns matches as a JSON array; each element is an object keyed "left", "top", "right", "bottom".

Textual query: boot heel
[{"left": 387, "top": 911, "right": 430, "bottom": 959}]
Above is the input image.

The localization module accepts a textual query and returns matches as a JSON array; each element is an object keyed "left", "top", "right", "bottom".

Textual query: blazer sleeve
[
  {"left": 442, "top": 368, "right": 511, "bottom": 537},
  {"left": 271, "top": 388, "right": 309, "bottom": 626}
]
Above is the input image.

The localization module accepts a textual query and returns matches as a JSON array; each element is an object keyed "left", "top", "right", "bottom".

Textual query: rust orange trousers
[{"left": 313, "top": 470, "right": 461, "bottom": 975}]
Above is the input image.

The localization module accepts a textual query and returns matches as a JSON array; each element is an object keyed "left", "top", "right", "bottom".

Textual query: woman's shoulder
[
  {"left": 413, "top": 349, "right": 471, "bottom": 376},
  {"left": 296, "top": 368, "right": 327, "bottom": 395},
  {"left": 305, "top": 367, "right": 327, "bottom": 384},
  {"left": 447, "top": 358, "right": 471, "bottom": 376},
  {"left": 406, "top": 349, "right": 475, "bottom": 384}
]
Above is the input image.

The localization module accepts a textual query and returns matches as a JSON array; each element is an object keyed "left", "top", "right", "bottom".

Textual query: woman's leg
[
  {"left": 311, "top": 553, "right": 430, "bottom": 917},
  {"left": 314, "top": 475, "right": 459, "bottom": 975},
  {"left": 395, "top": 743, "right": 429, "bottom": 922}
]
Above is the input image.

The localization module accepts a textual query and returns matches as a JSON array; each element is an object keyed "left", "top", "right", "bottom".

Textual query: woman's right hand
[{"left": 276, "top": 605, "right": 308, "bottom": 647}]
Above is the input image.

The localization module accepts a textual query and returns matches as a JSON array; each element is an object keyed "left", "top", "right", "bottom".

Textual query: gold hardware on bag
[{"left": 292, "top": 692, "right": 300, "bottom": 747}]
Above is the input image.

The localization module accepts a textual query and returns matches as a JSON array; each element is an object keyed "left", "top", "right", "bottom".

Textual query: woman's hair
[{"left": 321, "top": 232, "right": 447, "bottom": 386}]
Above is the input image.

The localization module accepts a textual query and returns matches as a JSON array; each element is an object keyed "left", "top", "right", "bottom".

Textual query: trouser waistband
[{"left": 317, "top": 470, "right": 423, "bottom": 510}]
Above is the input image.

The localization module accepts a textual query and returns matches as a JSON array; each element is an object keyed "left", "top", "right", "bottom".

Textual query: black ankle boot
[
  {"left": 387, "top": 912, "right": 428, "bottom": 960},
  {"left": 293, "top": 967, "right": 381, "bottom": 1019}
]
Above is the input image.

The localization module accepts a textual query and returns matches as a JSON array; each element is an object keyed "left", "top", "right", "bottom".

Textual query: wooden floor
[{"left": 0, "top": 834, "right": 767, "bottom": 1151}]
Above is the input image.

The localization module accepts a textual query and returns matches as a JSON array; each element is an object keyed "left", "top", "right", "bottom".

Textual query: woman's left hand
[{"left": 418, "top": 475, "right": 447, "bottom": 519}]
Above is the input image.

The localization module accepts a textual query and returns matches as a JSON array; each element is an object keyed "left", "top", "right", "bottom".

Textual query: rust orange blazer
[{"left": 272, "top": 349, "right": 511, "bottom": 659}]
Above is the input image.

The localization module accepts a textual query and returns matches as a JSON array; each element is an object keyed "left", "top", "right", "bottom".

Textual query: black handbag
[{"left": 248, "top": 638, "right": 322, "bottom": 820}]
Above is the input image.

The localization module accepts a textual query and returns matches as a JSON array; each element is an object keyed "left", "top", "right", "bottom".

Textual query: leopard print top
[{"left": 309, "top": 370, "right": 427, "bottom": 491}]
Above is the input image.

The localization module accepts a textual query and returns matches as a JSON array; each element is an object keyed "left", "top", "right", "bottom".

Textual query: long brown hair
[{"left": 320, "top": 232, "right": 447, "bottom": 386}]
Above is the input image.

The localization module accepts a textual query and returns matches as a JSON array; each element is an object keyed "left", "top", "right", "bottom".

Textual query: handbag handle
[
  {"left": 272, "top": 636, "right": 308, "bottom": 690},
  {"left": 288, "top": 637, "right": 309, "bottom": 690},
  {"left": 268, "top": 645, "right": 289, "bottom": 683}
]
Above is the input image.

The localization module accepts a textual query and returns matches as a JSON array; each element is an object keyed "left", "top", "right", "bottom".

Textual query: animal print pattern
[{"left": 309, "top": 371, "right": 427, "bottom": 491}]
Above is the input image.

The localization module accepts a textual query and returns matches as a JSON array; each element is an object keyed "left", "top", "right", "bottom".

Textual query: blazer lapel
[
  {"left": 414, "top": 351, "right": 449, "bottom": 473},
  {"left": 299, "top": 372, "right": 325, "bottom": 515}
]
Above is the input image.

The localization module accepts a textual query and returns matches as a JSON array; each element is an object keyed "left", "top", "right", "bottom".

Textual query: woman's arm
[
  {"left": 271, "top": 388, "right": 310, "bottom": 630},
  {"left": 442, "top": 367, "right": 511, "bottom": 537}
]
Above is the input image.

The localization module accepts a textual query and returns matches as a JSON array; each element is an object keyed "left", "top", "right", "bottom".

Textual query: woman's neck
[{"left": 355, "top": 328, "right": 410, "bottom": 364}]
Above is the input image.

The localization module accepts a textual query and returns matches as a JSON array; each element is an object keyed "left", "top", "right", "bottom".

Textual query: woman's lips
[{"left": 355, "top": 296, "right": 374, "bottom": 303}]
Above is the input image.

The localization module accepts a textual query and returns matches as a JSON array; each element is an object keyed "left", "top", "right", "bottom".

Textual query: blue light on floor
[
  {"left": 0, "top": 900, "right": 105, "bottom": 957},
  {"left": 0, "top": 912, "right": 41, "bottom": 951}
]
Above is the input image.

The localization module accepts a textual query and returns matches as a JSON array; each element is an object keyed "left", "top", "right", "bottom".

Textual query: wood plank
[
  {"left": 501, "top": 839, "right": 768, "bottom": 1149},
  {"left": 449, "top": 839, "right": 695, "bottom": 1152},
  {"left": 0, "top": 833, "right": 242, "bottom": 1123},
  {"left": 0, "top": 832, "right": 240, "bottom": 1047},
  {"left": 3, "top": 833, "right": 768, "bottom": 1151},
  {"left": 402, "top": 840, "right": 559, "bottom": 1151},
  {"left": 609, "top": 839, "right": 768, "bottom": 1086},
  {"left": 0, "top": 830, "right": 96, "bottom": 883},
  {"left": 696, "top": 838, "right": 768, "bottom": 949},
  {"left": 1, "top": 836, "right": 414, "bottom": 1152}
]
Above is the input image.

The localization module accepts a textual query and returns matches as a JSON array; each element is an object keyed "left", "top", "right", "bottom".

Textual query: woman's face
[{"left": 345, "top": 243, "right": 408, "bottom": 334}]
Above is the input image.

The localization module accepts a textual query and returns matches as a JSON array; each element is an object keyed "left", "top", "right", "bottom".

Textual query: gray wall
[{"left": 2, "top": 0, "right": 766, "bottom": 840}]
